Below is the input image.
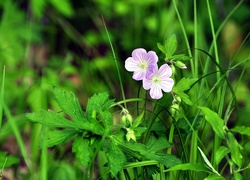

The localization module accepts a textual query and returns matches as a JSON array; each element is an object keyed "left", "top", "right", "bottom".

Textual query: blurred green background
[{"left": 0, "top": 0, "right": 250, "bottom": 179}]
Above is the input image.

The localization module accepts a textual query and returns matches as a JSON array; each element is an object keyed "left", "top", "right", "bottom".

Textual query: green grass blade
[
  {"left": 3, "top": 103, "right": 31, "bottom": 171},
  {"left": 0, "top": 66, "right": 5, "bottom": 131},
  {"left": 102, "top": 16, "right": 127, "bottom": 109},
  {"left": 172, "top": 0, "right": 193, "bottom": 75},
  {"left": 41, "top": 127, "right": 48, "bottom": 180}
]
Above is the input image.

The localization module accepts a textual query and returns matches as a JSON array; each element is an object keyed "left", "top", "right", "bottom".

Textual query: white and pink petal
[{"left": 150, "top": 85, "right": 163, "bottom": 99}]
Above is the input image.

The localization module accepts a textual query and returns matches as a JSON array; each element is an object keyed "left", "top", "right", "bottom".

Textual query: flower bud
[
  {"left": 121, "top": 115, "right": 127, "bottom": 125},
  {"left": 126, "top": 114, "right": 133, "bottom": 126},
  {"left": 175, "top": 61, "right": 187, "bottom": 69},
  {"left": 91, "top": 110, "right": 96, "bottom": 119},
  {"left": 171, "top": 65, "right": 176, "bottom": 75},
  {"left": 126, "top": 128, "right": 136, "bottom": 142},
  {"left": 174, "top": 95, "right": 181, "bottom": 103},
  {"left": 170, "top": 104, "right": 179, "bottom": 115}
]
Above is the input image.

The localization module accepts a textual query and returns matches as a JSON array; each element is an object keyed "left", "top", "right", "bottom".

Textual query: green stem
[
  {"left": 194, "top": 0, "right": 198, "bottom": 79},
  {"left": 167, "top": 124, "right": 175, "bottom": 154},
  {"left": 190, "top": 2, "right": 198, "bottom": 179},
  {"left": 206, "top": 0, "right": 222, "bottom": 168},
  {"left": 172, "top": 0, "right": 193, "bottom": 75},
  {"left": 41, "top": 127, "right": 48, "bottom": 180},
  {"left": 206, "top": 0, "right": 220, "bottom": 81}
]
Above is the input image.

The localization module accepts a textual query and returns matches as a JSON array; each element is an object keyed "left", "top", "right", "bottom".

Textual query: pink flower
[
  {"left": 143, "top": 64, "right": 174, "bottom": 99},
  {"left": 125, "top": 48, "right": 158, "bottom": 81}
]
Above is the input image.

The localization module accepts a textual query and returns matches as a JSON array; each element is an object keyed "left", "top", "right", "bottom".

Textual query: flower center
[
  {"left": 138, "top": 61, "right": 148, "bottom": 70},
  {"left": 152, "top": 76, "right": 161, "bottom": 84}
]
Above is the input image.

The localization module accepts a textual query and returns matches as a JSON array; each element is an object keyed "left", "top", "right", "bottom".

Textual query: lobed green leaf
[
  {"left": 146, "top": 136, "right": 171, "bottom": 153},
  {"left": 173, "top": 77, "right": 198, "bottom": 93},
  {"left": 53, "top": 86, "right": 84, "bottom": 121},
  {"left": 164, "top": 34, "right": 177, "bottom": 58},
  {"left": 86, "top": 92, "right": 114, "bottom": 130},
  {"left": 157, "top": 43, "right": 166, "bottom": 54},
  {"left": 72, "top": 135, "right": 94, "bottom": 168},
  {"left": 26, "top": 110, "right": 80, "bottom": 129},
  {"left": 169, "top": 54, "right": 191, "bottom": 61},
  {"left": 86, "top": 92, "right": 114, "bottom": 115},
  {"left": 41, "top": 129, "right": 78, "bottom": 147},
  {"left": 106, "top": 140, "right": 126, "bottom": 177},
  {"left": 26, "top": 110, "right": 104, "bottom": 135},
  {"left": 176, "top": 91, "right": 193, "bottom": 105},
  {"left": 84, "top": 117, "right": 105, "bottom": 135},
  {"left": 173, "top": 77, "right": 198, "bottom": 105}
]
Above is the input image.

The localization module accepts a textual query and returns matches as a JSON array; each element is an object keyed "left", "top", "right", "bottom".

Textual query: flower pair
[{"left": 125, "top": 48, "right": 174, "bottom": 99}]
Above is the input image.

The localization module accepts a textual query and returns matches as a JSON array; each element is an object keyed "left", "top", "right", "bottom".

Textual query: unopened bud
[
  {"left": 170, "top": 104, "right": 180, "bottom": 115},
  {"left": 121, "top": 115, "right": 127, "bottom": 125},
  {"left": 175, "top": 61, "right": 187, "bottom": 69},
  {"left": 175, "top": 95, "right": 182, "bottom": 103},
  {"left": 91, "top": 110, "right": 96, "bottom": 119},
  {"left": 126, "top": 128, "right": 136, "bottom": 142},
  {"left": 126, "top": 114, "right": 133, "bottom": 126},
  {"left": 171, "top": 65, "right": 176, "bottom": 75}
]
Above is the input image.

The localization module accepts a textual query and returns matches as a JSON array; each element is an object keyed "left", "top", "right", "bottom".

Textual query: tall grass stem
[{"left": 102, "top": 17, "right": 127, "bottom": 109}]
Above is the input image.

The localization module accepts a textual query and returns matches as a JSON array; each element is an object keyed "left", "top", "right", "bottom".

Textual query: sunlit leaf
[
  {"left": 204, "top": 174, "right": 225, "bottom": 180},
  {"left": 176, "top": 91, "right": 193, "bottom": 105},
  {"left": 230, "top": 126, "right": 250, "bottom": 136},
  {"left": 134, "top": 127, "right": 147, "bottom": 138},
  {"left": 234, "top": 172, "right": 242, "bottom": 180},
  {"left": 228, "top": 132, "right": 243, "bottom": 167},
  {"left": 215, "top": 146, "right": 230, "bottom": 165},
  {"left": 0, "top": 152, "right": 19, "bottom": 168},
  {"left": 173, "top": 77, "right": 198, "bottom": 92},
  {"left": 198, "top": 147, "right": 220, "bottom": 176},
  {"left": 164, "top": 163, "right": 211, "bottom": 173},
  {"left": 198, "top": 107, "right": 225, "bottom": 139},
  {"left": 132, "top": 111, "right": 144, "bottom": 128},
  {"left": 49, "top": 0, "right": 74, "bottom": 17},
  {"left": 157, "top": 43, "right": 166, "bottom": 54},
  {"left": 31, "top": 0, "right": 46, "bottom": 18},
  {"left": 169, "top": 54, "right": 191, "bottom": 61},
  {"left": 164, "top": 34, "right": 177, "bottom": 58},
  {"left": 144, "top": 153, "right": 181, "bottom": 168},
  {"left": 173, "top": 78, "right": 198, "bottom": 105}
]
